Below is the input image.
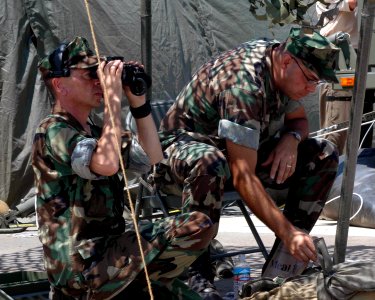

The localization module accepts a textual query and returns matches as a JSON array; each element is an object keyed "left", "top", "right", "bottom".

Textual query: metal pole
[
  {"left": 333, "top": 0, "right": 375, "bottom": 264},
  {"left": 140, "top": 0, "right": 152, "bottom": 101}
]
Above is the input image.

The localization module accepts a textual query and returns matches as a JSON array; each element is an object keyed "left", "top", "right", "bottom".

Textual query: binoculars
[{"left": 89, "top": 56, "right": 152, "bottom": 96}]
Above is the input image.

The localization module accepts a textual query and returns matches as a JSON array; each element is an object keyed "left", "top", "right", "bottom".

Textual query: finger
[
  {"left": 304, "top": 247, "right": 317, "bottom": 262},
  {"left": 127, "top": 60, "right": 142, "bottom": 66},
  {"left": 290, "top": 247, "right": 307, "bottom": 263},
  {"left": 113, "top": 59, "right": 122, "bottom": 66},
  {"left": 276, "top": 161, "right": 290, "bottom": 184},
  {"left": 110, "top": 65, "right": 117, "bottom": 73},
  {"left": 114, "top": 60, "right": 124, "bottom": 70},
  {"left": 261, "top": 153, "right": 273, "bottom": 167},
  {"left": 285, "top": 163, "right": 295, "bottom": 178},
  {"left": 270, "top": 157, "right": 281, "bottom": 180},
  {"left": 103, "top": 60, "right": 115, "bottom": 73},
  {"left": 299, "top": 251, "right": 310, "bottom": 263},
  {"left": 286, "top": 157, "right": 296, "bottom": 172},
  {"left": 107, "top": 61, "right": 122, "bottom": 75},
  {"left": 306, "top": 240, "right": 318, "bottom": 261},
  {"left": 117, "top": 61, "right": 124, "bottom": 74},
  {"left": 99, "top": 61, "right": 106, "bottom": 72}
]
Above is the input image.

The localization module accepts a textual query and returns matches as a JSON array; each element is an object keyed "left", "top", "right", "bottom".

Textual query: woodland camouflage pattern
[
  {"left": 285, "top": 27, "right": 339, "bottom": 83},
  {"left": 248, "top": 0, "right": 323, "bottom": 26},
  {"left": 156, "top": 36, "right": 339, "bottom": 236},
  {"left": 157, "top": 38, "right": 282, "bottom": 223},
  {"left": 38, "top": 36, "right": 99, "bottom": 71},
  {"left": 158, "top": 38, "right": 285, "bottom": 150},
  {"left": 32, "top": 108, "right": 214, "bottom": 299}
]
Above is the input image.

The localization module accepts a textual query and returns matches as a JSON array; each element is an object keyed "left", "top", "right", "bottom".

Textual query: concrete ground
[{"left": 1, "top": 207, "right": 375, "bottom": 299}]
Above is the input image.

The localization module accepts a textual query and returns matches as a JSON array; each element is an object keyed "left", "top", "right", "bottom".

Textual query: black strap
[{"left": 129, "top": 101, "right": 151, "bottom": 119}]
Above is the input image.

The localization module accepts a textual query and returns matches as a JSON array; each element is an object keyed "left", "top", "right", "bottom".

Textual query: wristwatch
[{"left": 287, "top": 131, "right": 302, "bottom": 142}]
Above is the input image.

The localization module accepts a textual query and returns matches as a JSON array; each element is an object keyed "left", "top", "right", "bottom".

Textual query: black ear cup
[{"left": 47, "top": 43, "right": 70, "bottom": 78}]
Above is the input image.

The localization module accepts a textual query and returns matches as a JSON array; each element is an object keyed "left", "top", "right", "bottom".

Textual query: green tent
[{"left": 0, "top": 0, "right": 292, "bottom": 208}]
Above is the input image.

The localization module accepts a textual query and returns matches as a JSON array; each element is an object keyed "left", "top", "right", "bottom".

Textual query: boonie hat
[
  {"left": 38, "top": 36, "right": 99, "bottom": 78},
  {"left": 286, "top": 27, "right": 340, "bottom": 83}
]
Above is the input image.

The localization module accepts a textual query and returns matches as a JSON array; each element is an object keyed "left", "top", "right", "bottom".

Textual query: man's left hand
[{"left": 261, "top": 134, "right": 299, "bottom": 184}]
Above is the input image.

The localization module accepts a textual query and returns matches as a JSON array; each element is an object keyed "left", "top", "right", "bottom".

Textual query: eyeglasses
[
  {"left": 88, "top": 67, "right": 99, "bottom": 79},
  {"left": 291, "top": 57, "right": 324, "bottom": 86}
]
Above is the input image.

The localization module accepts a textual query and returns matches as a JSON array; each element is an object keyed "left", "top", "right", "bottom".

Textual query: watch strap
[{"left": 287, "top": 131, "right": 302, "bottom": 142}]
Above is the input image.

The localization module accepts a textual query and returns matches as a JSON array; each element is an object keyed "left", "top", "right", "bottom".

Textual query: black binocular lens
[{"left": 122, "top": 64, "right": 152, "bottom": 96}]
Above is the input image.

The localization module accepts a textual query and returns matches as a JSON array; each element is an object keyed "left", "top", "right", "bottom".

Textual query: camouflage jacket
[
  {"left": 31, "top": 109, "right": 143, "bottom": 289},
  {"left": 159, "top": 39, "right": 302, "bottom": 151}
]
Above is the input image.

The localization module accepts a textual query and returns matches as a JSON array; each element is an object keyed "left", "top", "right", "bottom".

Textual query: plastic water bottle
[{"left": 233, "top": 254, "right": 251, "bottom": 299}]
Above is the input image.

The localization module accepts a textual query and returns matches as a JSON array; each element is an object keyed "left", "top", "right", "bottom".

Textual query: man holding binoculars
[{"left": 32, "top": 36, "right": 215, "bottom": 299}]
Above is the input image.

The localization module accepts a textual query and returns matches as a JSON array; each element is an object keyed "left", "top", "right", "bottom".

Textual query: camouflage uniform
[
  {"left": 32, "top": 108, "right": 214, "bottom": 300},
  {"left": 156, "top": 30, "right": 339, "bottom": 252}
]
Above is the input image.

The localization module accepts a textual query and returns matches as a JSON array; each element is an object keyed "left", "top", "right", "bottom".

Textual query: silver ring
[{"left": 286, "top": 164, "right": 292, "bottom": 168}]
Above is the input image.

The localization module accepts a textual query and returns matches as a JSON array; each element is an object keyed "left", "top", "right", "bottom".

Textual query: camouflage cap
[
  {"left": 38, "top": 37, "right": 99, "bottom": 77},
  {"left": 285, "top": 27, "right": 340, "bottom": 83}
]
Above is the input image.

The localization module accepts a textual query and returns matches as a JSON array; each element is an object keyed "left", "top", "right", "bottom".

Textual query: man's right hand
[
  {"left": 282, "top": 229, "right": 317, "bottom": 263},
  {"left": 226, "top": 140, "right": 318, "bottom": 264}
]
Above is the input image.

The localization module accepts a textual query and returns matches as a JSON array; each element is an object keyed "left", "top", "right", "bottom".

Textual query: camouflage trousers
[
  {"left": 53, "top": 211, "right": 214, "bottom": 300},
  {"left": 155, "top": 133, "right": 339, "bottom": 234}
]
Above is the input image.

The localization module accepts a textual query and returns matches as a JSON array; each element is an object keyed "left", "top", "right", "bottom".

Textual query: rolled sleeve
[
  {"left": 71, "top": 138, "right": 103, "bottom": 180},
  {"left": 128, "top": 138, "right": 152, "bottom": 175},
  {"left": 218, "top": 119, "right": 260, "bottom": 150}
]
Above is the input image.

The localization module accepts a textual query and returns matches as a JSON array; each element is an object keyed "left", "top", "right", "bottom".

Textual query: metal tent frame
[{"left": 334, "top": 0, "right": 375, "bottom": 264}]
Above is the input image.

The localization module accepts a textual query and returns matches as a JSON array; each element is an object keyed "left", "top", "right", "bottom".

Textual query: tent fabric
[{"left": 0, "top": 0, "right": 291, "bottom": 207}]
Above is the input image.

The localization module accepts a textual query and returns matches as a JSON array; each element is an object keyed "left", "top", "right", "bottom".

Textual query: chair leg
[
  {"left": 154, "top": 191, "right": 171, "bottom": 217},
  {"left": 134, "top": 173, "right": 171, "bottom": 220},
  {"left": 235, "top": 199, "right": 268, "bottom": 260},
  {"left": 134, "top": 178, "right": 154, "bottom": 221},
  {"left": 134, "top": 183, "right": 144, "bottom": 222}
]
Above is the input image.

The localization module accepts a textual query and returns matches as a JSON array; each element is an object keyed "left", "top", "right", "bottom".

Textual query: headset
[{"left": 46, "top": 43, "right": 71, "bottom": 78}]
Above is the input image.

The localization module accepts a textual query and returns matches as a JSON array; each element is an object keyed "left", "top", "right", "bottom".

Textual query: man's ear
[
  {"left": 281, "top": 53, "right": 293, "bottom": 70},
  {"left": 52, "top": 78, "right": 67, "bottom": 96}
]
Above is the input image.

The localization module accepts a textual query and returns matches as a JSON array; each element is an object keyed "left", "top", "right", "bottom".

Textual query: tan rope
[{"left": 83, "top": 1, "right": 154, "bottom": 299}]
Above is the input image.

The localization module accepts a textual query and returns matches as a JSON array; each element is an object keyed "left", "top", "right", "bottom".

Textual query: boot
[
  {"left": 187, "top": 248, "right": 223, "bottom": 300},
  {"left": 210, "top": 239, "right": 234, "bottom": 279}
]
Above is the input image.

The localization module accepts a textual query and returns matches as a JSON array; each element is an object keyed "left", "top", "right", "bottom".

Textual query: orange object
[{"left": 340, "top": 76, "right": 355, "bottom": 87}]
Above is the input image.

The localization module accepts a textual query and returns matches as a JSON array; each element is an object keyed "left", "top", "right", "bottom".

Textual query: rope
[
  {"left": 312, "top": 119, "right": 375, "bottom": 138},
  {"left": 83, "top": 1, "right": 154, "bottom": 298},
  {"left": 358, "top": 120, "right": 375, "bottom": 149},
  {"left": 310, "top": 110, "right": 375, "bottom": 138},
  {"left": 325, "top": 193, "right": 364, "bottom": 221}
]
